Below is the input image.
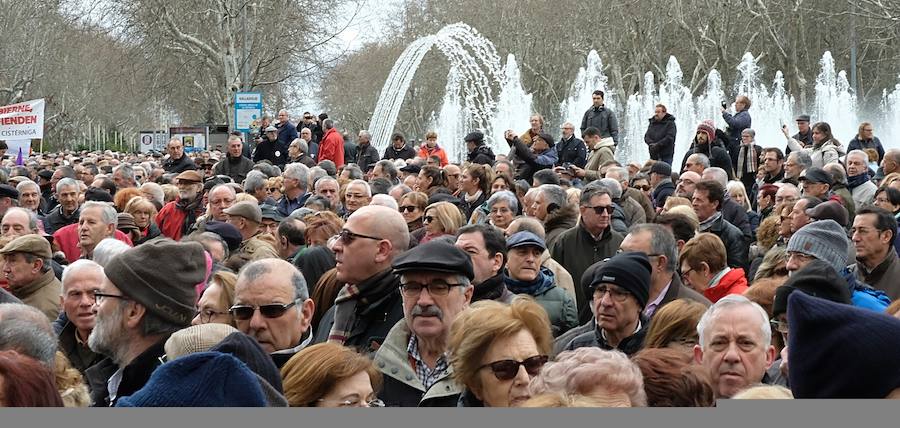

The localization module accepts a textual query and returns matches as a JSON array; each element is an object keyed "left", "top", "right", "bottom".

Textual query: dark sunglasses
[
  {"left": 480, "top": 355, "right": 549, "bottom": 381},
  {"left": 229, "top": 300, "right": 297, "bottom": 321},
  {"left": 423, "top": 215, "right": 435, "bottom": 223},
  {"left": 338, "top": 229, "right": 383, "bottom": 244},
  {"left": 399, "top": 205, "right": 418, "bottom": 213},
  {"left": 635, "top": 184, "right": 651, "bottom": 191},
  {"left": 585, "top": 204, "right": 614, "bottom": 215}
]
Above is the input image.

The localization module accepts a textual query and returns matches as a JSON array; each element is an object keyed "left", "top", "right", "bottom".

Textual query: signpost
[{"left": 234, "top": 92, "right": 262, "bottom": 133}]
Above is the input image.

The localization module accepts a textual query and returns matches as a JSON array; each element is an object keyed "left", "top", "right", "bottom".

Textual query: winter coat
[
  {"left": 227, "top": 232, "right": 280, "bottom": 267},
  {"left": 157, "top": 198, "right": 205, "bottom": 242},
  {"left": 318, "top": 128, "right": 346, "bottom": 169},
  {"left": 848, "top": 247, "right": 900, "bottom": 301},
  {"left": 848, "top": 177, "right": 878, "bottom": 208},
  {"left": 584, "top": 138, "right": 616, "bottom": 174},
  {"left": 86, "top": 339, "right": 167, "bottom": 407},
  {"left": 312, "top": 269, "right": 405, "bottom": 355},
  {"left": 701, "top": 214, "right": 748, "bottom": 271},
  {"left": 620, "top": 196, "right": 646, "bottom": 228},
  {"left": 44, "top": 205, "right": 80, "bottom": 235},
  {"left": 681, "top": 135, "right": 735, "bottom": 179},
  {"left": 467, "top": 144, "right": 495, "bottom": 166},
  {"left": 276, "top": 121, "right": 298, "bottom": 149},
  {"left": 52, "top": 224, "right": 133, "bottom": 263},
  {"left": 786, "top": 130, "right": 814, "bottom": 156},
  {"left": 563, "top": 314, "right": 650, "bottom": 356},
  {"left": 355, "top": 143, "right": 380, "bottom": 173},
  {"left": 848, "top": 136, "right": 885, "bottom": 162},
  {"left": 651, "top": 179, "right": 675, "bottom": 210},
  {"left": 162, "top": 155, "right": 197, "bottom": 174},
  {"left": 12, "top": 269, "right": 61, "bottom": 321},
  {"left": 58, "top": 320, "right": 104, "bottom": 375},
  {"left": 786, "top": 138, "right": 840, "bottom": 168},
  {"left": 549, "top": 223, "right": 624, "bottom": 323},
  {"left": 623, "top": 187, "right": 655, "bottom": 223},
  {"left": 290, "top": 154, "right": 316, "bottom": 168},
  {"left": 703, "top": 268, "right": 749, "bottom": 303},
  {"left": 383, "top": 144, "right": 416, "bottom": 161},
  {"left": 541, "top": 251, "right": 576, "bottom": 302},
  {"left": 543, "top": 203, "right": 578, "bottom": 249},
  {"left": 555, "top": 135, "right": 587, "bottom": 168},
  {"left": 252, "top": 138, "right": 287, "bottom": 167},
  {"left": 503, "top": 267, "right": 578, "bottom": 337},
  {"left": 509, "top": 137, "right": 557, "bottom": 184},
  {"left": 418, "top": 145, "right": 449, "bottom": 167},
  {"left": 471, "top": 273, "right": 517, "bottom": 304},
  {"left": 644, "top": 113, "right": 677, "bottom": 161},
  {"left": 722, "top": 109, "right": 751, "bottom": 153},
  {"left": 373, "top": 322, "right": 461, "bottom": 407},
  {"left": 459, "top": 191, "right": 488, "bottom": 223},
  {"left": 721, "top": 197, "right": 752, "bottom": 240},
  {"left": 213, "top": 155, "right": 255, "bottom": 184},
  {"left": 344, "top": 141, "right": 358, "bottom": 166},
  {"left": 609, "top": 203, "right": 629, "bottom": 235},
  {"left": 581, "top": 105, "right": 619, "bottom": 144}
]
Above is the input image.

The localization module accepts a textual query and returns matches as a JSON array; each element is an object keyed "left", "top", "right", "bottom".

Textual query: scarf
[
  {"left": 472, "top": 273, "right": 507, "bottom": 302},
  {"left": 464, "top": 190, "right": 483, "bottom": 204},
  {"left": 503, "top": 267, "right": 555, "bottom": 297},
  {"left": 699, "top": 211, "right": 722, "bottom": 232},
  {"left": 736, "top": 144, "right": 758, "bottom": 179},
  {"left": 175, "top": 197, "right": 203, "bottom": 236},
  {"left": 847, "top": 172, "right": 872, "bottom": 191},
  {"left": 327, "top": 269, "right": 397, "bottom": 345}
]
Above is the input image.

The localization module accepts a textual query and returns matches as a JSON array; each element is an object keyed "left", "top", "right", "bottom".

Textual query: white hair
[
  {"left": 92, "top": 239, "right": 131, "bottom": 268},
  {"left": 370, "top": 194, "right": 398, "bottom": 210},
  {"left": 347, "top": 179, "right": 372, "bottom": 197},
  {"left": 696, "top": 294, "right": 771, "bottom": 349},
  {"left": 61, "top": 259, "right": 105, "bottom": 293}
]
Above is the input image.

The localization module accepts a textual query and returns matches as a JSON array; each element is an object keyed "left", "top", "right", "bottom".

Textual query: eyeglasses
[
  {"left": 490, "top": 207, "right": 511, "bottom": 215},
  {"left": 198, "top": 309, "right": 230, "bottom": 324},
  {"left": 584, "top": 204, "right": 614, "bottom": 215},
  {"left": 770, "top": 319, "right": 789, "bottom": 334},
  {"left": 680, "top": 267, "right": 695, "bottom": 281},
  {"left": 93, "top": 292, "right": 129, "bottom": 304},
  {"left": 593, "top": 285, "right": 632, "bottom": 303},
  {"left": 634, "top": 185, "right": 651, "bottom": 191},
  {"left": 399, "top": 205, "right": 418, "bottom": 213},
  {"left": 422, "top": 215, "right": 435, "bottom": 224},
  {"left": 399, "top": 280, "right": 465, "bottom": 297},
  {"left": 338, "top": 229, "right": 383, "bottom": 244},
  {"left": 229, "top": 300, "right": 298, "bottom": 321},
  {"left": 316, "top": 397, "right": 385, "bottom": 408},
  {"left": 480, "top": 355, "right": 549, "bottom": 381}
]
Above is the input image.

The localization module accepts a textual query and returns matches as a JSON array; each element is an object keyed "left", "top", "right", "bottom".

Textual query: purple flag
[{"left": 15, "top": 147, "right": 23, "bottom": 166}]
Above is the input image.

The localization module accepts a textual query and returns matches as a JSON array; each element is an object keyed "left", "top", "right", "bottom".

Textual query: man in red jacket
[
  {"left": 157, "top": 170, "right": 205, "bottom": 241},
  {"left": 317, "top": 118, "right": 345, "bottom": 169}
]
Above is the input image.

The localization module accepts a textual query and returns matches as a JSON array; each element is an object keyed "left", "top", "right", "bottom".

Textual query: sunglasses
[
  {"left": 480, "top": 355, "right": 549, "bottom": 381},
  {"left": 338, "top": 229, "right": 383, "bottom": 244},
  {"left": 229, "top": 300, "right": 298, "bottom": 321},
  {"left": 584, "top": 205, "right": 614, "bottom": 215},
  {"left": 422, "top": 215, "right": 435, "bottom": 223},
  {"left": 635, "top": 184, "right": 651, "bottom": 191},
  {"left": 399, "top": 205, "right": 418, "bottom": 213}
]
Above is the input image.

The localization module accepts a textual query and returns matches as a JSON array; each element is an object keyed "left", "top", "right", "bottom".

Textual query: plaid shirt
[{"left": 407, "top": 335, "right": 449, "bottom": 391}]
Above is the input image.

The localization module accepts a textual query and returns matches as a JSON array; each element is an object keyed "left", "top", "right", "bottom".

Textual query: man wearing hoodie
[
  {"left": 644, "top": 104, "right": 677, "bottom": 166},
  {"left": 464, "top": 131, "right": 495, "bottom": 166}
]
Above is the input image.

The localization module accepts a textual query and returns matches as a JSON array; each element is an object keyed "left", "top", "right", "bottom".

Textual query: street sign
[{"left": 234, "top": 92, "right": 262, "bottom": 133}]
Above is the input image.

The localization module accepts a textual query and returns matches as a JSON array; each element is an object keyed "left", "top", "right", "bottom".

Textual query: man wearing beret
[
  {"left": 157, "top": 170, "right": 205, "bottom": 241},
  {"left": 222, "top": 201, "right": 279, "bottom": 271},
  {"left": 374, "top": 239, "right": 474, "bottom": 407},
  {"left": 562, "top": 251, "right": 652, "bottom": 356},
  {"left": 0, "top": 234, "right": 62, "bottom": 321},
  {"left": 85, "top": 240, "right": 206, "bottom": 407}
]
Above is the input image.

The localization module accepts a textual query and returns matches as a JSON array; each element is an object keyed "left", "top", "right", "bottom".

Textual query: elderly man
[
  {"left": 198, "top": 183, "right": 236, "bottom": 229},
  {"left": 606, "top": 166, "right": 654, "bottom": 222},
  {"left": 694, "top": 294, "right": 776, "bottom": 398},
  {"left": 314, "top": 176, "right": 342, "bottom": 213},
  {"left": 57, "top": 259, "right": 105, "bottom": 374},
  {"left": 374, "top": 240, "right": 474, "bottom": 407},
  {"left": 848, "top": 207, "right": 900, "bottom": 301},
  {"left": 343, "top": 180, "right": 373, "bottom": 218},
  {"left": 563, "top": 252, "right": 651, "bottom": 356},
  {"left": 287, "top": 138, "right": 315, "bottom": 167},
  {"left": 505, "top": 217, "right": 576, "bottom": 300},
  {"left": 244, "top": 170, "right": 276, "bottom": 205},
  {"left": 223, "top": 202, "right": 279, "bottom": 269},
  {"left": 692, "top": 180, "right": 747, "bottom": 269},
  {"left": 231, "top": 259, "right": 314, "bottom": 368},
  {"left": 0, "top": 303, "right": 57, "bottom": 366},
  {"left": 530, "top": 184, "right": 577, "bottom": 247},
  {"left": 214, "top": 135, "right": 255, "bottom": 183},
  {"left": 775, "top": 183, "right": 800, "bottom": 207},
  {"left": 313, "top": 205, "right": 410, "bottom": 354},
  {"left": 16, "top": 180, "right": 44, "bottom": 214},
  {"left": 373, "top": 160, "right": 400, "bottom": 185},
  {"left": 683, "top": 153, "right": 709, "bottom": 176},
  {"left": 85, "top": 240, "right": 205, "bottom": 406},
  {"left": 845, "top": 150, "right": 878, "bottom": 208},
  {"left": 555, "top": 122, "right": 587, "bottom": 168},
  {"left": 112, "top": 164, "right": 137, "bottom": 190},
  {"left": 275, "top": 109, "right": 298, "bottom": 149},
  {"left": 443, "top": 164, "right": 461, "bottom": 194},
  {"left": 702, "top": 167, "right": 751, "bottom": 239},
  {"left": 276, "top": 218, "right": 306, "bottom": 263},
  {"left": 620, "top": 224, "right": 710, "bottom": 317},
  {"left": 675, "top": 170, "right": 701, "bottom": 199},
  {"left": 277, "top": 163, "right": 310, "bottom": 217},
  {"left": 162, "top": 138, "right": 197, "bottom": 173},
  {"left": 383, "top": 132, "right": 416, "bottom": 161},
  {"left": 782, "top": 151, "right": 811, "bottom": 186},
  {"left": 2, "top": 207, "right": 40, "bottom": 238},
  {"left": 253, "top": 126, "right": 287, "bottom": 167},
  {"left": 550, "top": 186, "right": 624, "bottom": 322},
  {"left": 157, "top": 170, "right": 205, "bottom": 241},
  {"left": 44, "top": 177, "right": 81, "bottom": 234},
  {"left": 355, "top": 131, "right": 380, "bottom": 173},
  {"left": 455, "top": 224, "right": 515, "bottom": 303},
  {"left": 649, "top": 162, "right": 675, "bottom": 211},
  {"left": 76, "top": 201, "right": 120, "bottom": 260},
  {"left": 598, "top": 178, "right": 644, "bottom": 231},
  {"left": 0, "top": 234, "right": 62, "bottom": 321}
]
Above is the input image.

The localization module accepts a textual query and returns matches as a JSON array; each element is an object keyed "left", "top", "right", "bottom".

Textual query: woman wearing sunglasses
[
  {"left": 417, "top": 201, "right": 464, "bottom": 245},
  {"left": 398, "top": 191, "right": 428, "bottom": 233},
  {"left": 281, "top": 342, "right": 384, "bottom": 407},
  {"left": 448, "top": 297, "right": 552, "bottom": 407}
]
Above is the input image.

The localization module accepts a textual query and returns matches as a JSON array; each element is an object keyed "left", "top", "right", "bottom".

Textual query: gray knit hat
[{"left": 786, "top": 220, "right": 849, "bottom": 273}]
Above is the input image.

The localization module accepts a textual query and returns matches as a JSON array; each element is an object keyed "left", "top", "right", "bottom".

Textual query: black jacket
[
  {"left": 312, "top": 269, "right": 405, "bottom": 356},
  {"left": 721, "top": 197, "right": 752, "bottom": 240},
  {"left": 44, "top": 205, "right": 80, "bottom": 234},
  {"left": 253, "top": 138, "right": 287, "bottom": 167},
  {"left": 356, "top": 143, "right": 380, "bottom": 173},
  {"left": 644, "top": 113, "right": 677, "bottom": 160},
  {"left": 213, "top": 155, "right": 255, "bottom": 183},
  {"left": 467, "top": 145, "right": 495, "bottom": 166},
  {"left": 651, "top": 179, "right": 675, "bottom": 210},
  {"left": 58, "top": 321, "right": 104, "bottom": 376},
  {"left": 563, "top": 314, "right": 650, "bottom": 356},
  {"left": 458, "top": 191, "right": 487, "bottom": 222},
  {"left": 555, "top": 135, "right": 587, "bottom": 168},
  {"left": 681, "top": 133, "right": 735, "bottom": 179},
  {"left": 162, "top": 155, "right": 197, "bottom": 174},
  {"left": 85, "top": 339, "right": 167, "bottom": 407},
  {"left": 344, "top": 141, "right": 358, "bottom": 166},
  {"left": 581, "top": 105, "right": 619, "bottom": 144},
  {"left": 703, "top": 214, "right": 748, "bottom": 271},
  {"left": 383, "top": 144, "right": 416, "bottom": 161}
]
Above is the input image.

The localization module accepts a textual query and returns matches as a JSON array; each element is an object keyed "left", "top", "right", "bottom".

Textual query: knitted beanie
[
  {"left": 785, "top": 220, "right": 849, "bottom": 273},
  {"left": 589, "top": 252, "right": 652, "bottom": 308},
  {"left": 771, "top": 259, "right": 852, "bottom": 318},
  {"left": 787, "top": 292, "right": 900, "bottom": 398},
  {"left": 105, "top": 239, "right": 206, "bottom": 326},
  {"left": 696, "top": 120, "right": 716, "bottom": 143},
  {"left": 115, "top": 352, "right": 266, "bottom": 407}
]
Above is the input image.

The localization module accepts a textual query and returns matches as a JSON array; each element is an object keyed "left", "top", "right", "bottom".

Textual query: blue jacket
[
  {"left": 722, "top": 109, "right": 751, "bottom": 150},
  {"left": 841, "top": 268, "right": 890, "bottom": 312},
  {"left": 276, "top": 121, "right": 298, "bottom": 150}
]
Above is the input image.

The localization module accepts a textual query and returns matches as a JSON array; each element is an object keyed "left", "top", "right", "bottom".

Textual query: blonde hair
[
  {"left": 732, "top": 384, "right": 793, "bottom": 399},
  {"left": 662, "top": 196, "right": 691, "bottom": 212},
  {"left": 54, "top": 351, "right": 90, "bottom": 407},
  {"left": 666, "top": 205, "right": 699, "bottom": 227},
  {"left": 161, "top": 184, "right": 179, "bottom": 203},
  {"left": 520, "top": 393, "right": 607, "bottom": 408},
  {"left": 449, "top": 297, "right": 553, "bottom": 397},
  {"left": 124, "top": 196, "right": 158, "bottom": 226},
  {"left": 424, "top": 201, "right": 465, "bottom": 235},
  {"left": 281, "top": 343, "right": 382, "bottom": 407},
  {"left": 726, "top": 180, "right": 751, "bottom": 211},
  {"left": 643, "top": 299, "right": 706, "bottom": 349},
  {"left": 235, "top": 193, "right": 257, "bottom": 204}
]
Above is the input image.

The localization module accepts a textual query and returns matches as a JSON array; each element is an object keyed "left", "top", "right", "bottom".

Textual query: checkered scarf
[
  {"left": 737, "top": 144, "right": 758, "bottom": 179},
  {"left": 327, "top": 270, "right": 397, "bottom": 345}
]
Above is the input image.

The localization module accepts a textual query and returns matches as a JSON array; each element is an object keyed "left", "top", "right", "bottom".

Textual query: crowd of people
[{"left": 1, "top": 91, "right": 900, "bottom": 407}]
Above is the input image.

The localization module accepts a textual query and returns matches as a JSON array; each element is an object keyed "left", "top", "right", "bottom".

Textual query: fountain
[
  {"left": 490, "top": 54, "right": 533, "bottom": 149},
  {"left": 814, "top": 51, "right": 858, "bottom": 144},
  {"left": 559, "top": 50, "right": 616, "bottom": 138},
  {"left": 882, "top": 80, "right": 900, "bottom": 148}
]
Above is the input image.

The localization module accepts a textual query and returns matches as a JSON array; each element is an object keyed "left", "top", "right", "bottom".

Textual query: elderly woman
[
  {"left": 267, "top": 176, "right": 284, "bottom": 201},
  {"left": 191, "top": 270, "right": 237, "bottom": 327},
  {"left": 449, "top": 298, "right": 553, "bottom": 407},
  {"left": 281, "top": 342, "right": 383, "bottom": 407},
  {"left": 398, "top": 191, "right": 428, "bottom": 233},
  {"left": 417, "top": 201, "right": 464, "bottom": 245},
  {"left": 124, "top": 197, "right": 161, "bottom": 245},
  {"left": 529, "top": 347, "right": 646, "bottom": 407},
  {"left": 641, "top": 299, "right": 706, "bottom": 353},
  {"left": 486, "top": 190, "right": 518, "bottom": 230},
  {"left": 139, "top": 182, "right": 166, "bottom": 211},
  {"left": 727, "top": 180, "right": 759, "bottom": 235}
]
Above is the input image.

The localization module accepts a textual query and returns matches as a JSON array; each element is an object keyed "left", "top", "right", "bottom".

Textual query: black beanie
[
  {"left": 589, "top": 252, "right": 652, "bottom": 308},
  {"left": 772, "top": 259, "right": 852, "bottom": 318}
]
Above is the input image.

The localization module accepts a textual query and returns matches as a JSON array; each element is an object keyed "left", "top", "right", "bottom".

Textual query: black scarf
[
  {"left": 175, "top": 197, "right": 203, "bottom": 236},
  {"left": 472, "top": 273, "right": 506, "bottom": 302},
  {"left": 847, "top": 172, "right": 872, "bottom": 191}
]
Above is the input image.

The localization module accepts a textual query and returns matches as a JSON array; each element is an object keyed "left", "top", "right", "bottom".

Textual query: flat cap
[
  {"left": 264, "top": 126, "right": 278, "bottom": 133},
  {"left": 399, "top": 163, "right": 421, "bottom": 174},
  {"left": 0, "top": 184, "right": 19, "bottom": 199},
  {"left": 0, "top": 234, "right": 52, "bottom": 259},
  {"left": 795, "top": 114, "right": 811, "bottom": 122},
  {"left": 649, "top": 161, "right": 672, "bottom": 177},
  {"left": 204, "top": 221, "right": 243, "bottom": 252},
  {"left": 799, "top": 167, "right": 833, "bottom": 185},
  {"left": 175, "top": 170, "right": 203, "bottom": 184},
  {"left": 506, "top": 231, "right": 546, "bottom": 252},
  {"left": 260, "top": 204, "right": 284, "bottom": 222},
  {"left": 37, "top": 170, "right": 53, "bottom": 180},
  {"left": 392, "top": 239, "right": 474, "bottom": 280},
  {"left": 223, "top": 201, "right": 262, "bottom": 224},
  {"left": 806, "top": 200, "right": 849, "bottom": 227}
]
